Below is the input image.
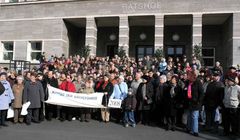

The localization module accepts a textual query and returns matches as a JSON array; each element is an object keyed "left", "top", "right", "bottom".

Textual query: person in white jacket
[{"left": 0, "top": 72, "right": 14, "bottom": 127}]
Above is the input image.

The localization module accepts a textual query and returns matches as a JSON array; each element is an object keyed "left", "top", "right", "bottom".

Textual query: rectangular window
[
  {"left": 1, "top": 41, "right": 14, "bottom": 61},
  {"left": 28, "top": 41, "right": 42, "bottom": 62},
  {"left": 202, "top": 47, "right": 215, "bottom": 67}
]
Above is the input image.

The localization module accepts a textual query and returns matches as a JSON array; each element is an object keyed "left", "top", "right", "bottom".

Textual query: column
[
  {"left": 154, "top": 15, "right": 164, "bottom": 53},
  {"left": 233, "top": 13, "right": 240, "bottom": 66},
  {"left": 192, "top": 14, "right": 202, "bottom": 53},
  {"left": 118, "top": 16, "right": 129, "bottom": 56},
  {"left": 85, "top": 17, "right": 97, "bottom": 56}
]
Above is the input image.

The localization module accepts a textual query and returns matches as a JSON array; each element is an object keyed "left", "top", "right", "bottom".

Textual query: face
[
  {"left": 66, "top": 76, "right": 71, "bottom": 82},
  {"left": 17, "top": 78, "right": 23, "bottom": 84},
  {"left": 104, "top": 76, "right": 109, "bottom": 82},
  {"left": 0, "top": 75, "right": 6, "bottom": 81},
  {"left": 160, "top": 78, "right": 165, "bottom": 84},
  {"left": 228, "top": 80, "right": 235, "bottom": 86},
  {"left": 48, "top": 71, "right": 53, "bottom": 78},
  {"left": 135, "top": 73, "right": 141, "bottom": 80},
  {"left": 171, "top": 77, "right": 177, "bottom": 84},
  {"left": 30, "top": 75, "right": 36, "bottom": 82}
]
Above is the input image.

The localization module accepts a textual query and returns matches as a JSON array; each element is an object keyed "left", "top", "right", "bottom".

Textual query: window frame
[
  {"left": 202, "top": 47, "right": 215, "bottom": 68},
  {"left": 0, "top": 41, "right": 15, "bottom": 62},
  {"left": 27, "top": 41, "right": 44, "bottom": 63}
]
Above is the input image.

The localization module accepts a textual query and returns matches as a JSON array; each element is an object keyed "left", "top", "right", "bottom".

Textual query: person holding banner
[
  {"left": 23, "top": 72, "right": 45, "bottom": 125},
  {"left": 59, "top": 74, "right": 76, "bottom": 121},
  {"left": 80, "top": 79, "right": 94, "bottom": 122},
  {"left": 100, "top": 74, "right": 113, "bottom": 123},
  {"left": 45, "top": 71, "right": 59, "bottom": 121}
]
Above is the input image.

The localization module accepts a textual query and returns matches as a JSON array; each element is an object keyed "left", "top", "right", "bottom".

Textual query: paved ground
[{"left": 0, "top": 120, "right": 239, "bottom": 140}]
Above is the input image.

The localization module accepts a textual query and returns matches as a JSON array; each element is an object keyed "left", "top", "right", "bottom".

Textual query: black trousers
[
  {"left": 80, "top": 108, "right": 91, "bottom": 121},
  {"left": 205, "top": 109, "right": 217, "bottom": 130},
  {"left": 222, "top": 108, "right": 239, "bottom": 134},
  {"left": 0, "top": 110, "right": 7, "bottom": 125},
  {"left": 26, "top": 108, "right": 39, "bottom": 124},
  {"left": 60, "top": 106, "right": 73, "bottom": 121},
  {"left": 45, "top": 103, "right": 57, "bottom": 120},
  {"left": 111, "top": 109, "right": 122, "bottom": 122}
]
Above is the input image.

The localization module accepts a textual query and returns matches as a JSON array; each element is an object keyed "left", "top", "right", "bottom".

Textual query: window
[
  {"left": 28, "top": 41, "right": 43, "bottom": 62},
  {"left": 202, "top": 47, "right": 215, "bottom": 67},
  {"left": 0, "top": 41, "right": 14, "bottom": 61}
]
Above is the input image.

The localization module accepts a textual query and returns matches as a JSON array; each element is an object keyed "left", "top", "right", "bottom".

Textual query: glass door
[{"left": 136, "top": 45, "right": 154, "bottom": 60}]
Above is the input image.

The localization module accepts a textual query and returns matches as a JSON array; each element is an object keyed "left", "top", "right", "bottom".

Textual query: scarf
[{"left": 187, "top": 82, "right": 193, "bottom": 99}]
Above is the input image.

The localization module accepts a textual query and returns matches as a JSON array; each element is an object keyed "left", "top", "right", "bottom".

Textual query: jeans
[
  {"left": 124, "top": 111, "right": 136, "bottom": 125},
  {"left": 187, "top": 110, "right": 199, "bottom": 133}
]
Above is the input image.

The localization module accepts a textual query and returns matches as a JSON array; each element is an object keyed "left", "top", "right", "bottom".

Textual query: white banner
[{"left": 46, "top": 86, "right": 106, "bottom": 108}]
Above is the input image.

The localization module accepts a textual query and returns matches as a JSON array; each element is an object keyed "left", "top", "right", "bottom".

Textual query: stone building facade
[{"left": 0, "top": 0, "right": 239, "bottom": 69}]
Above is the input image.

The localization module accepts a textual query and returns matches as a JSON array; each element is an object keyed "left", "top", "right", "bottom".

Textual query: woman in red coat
[{"left": 59, "top": 74, "right": 76, "bottom": 121}]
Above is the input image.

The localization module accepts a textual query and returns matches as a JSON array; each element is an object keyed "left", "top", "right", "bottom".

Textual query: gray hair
[{"left": 160, "top": 75, "right": 167, "bottom": 82}]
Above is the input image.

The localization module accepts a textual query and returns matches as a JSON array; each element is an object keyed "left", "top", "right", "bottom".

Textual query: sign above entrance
[{"left": 122, "top": 0, "right": 161, "bottom": 13}]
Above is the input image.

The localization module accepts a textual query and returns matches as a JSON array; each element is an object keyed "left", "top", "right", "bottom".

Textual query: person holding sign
[{"left": 110, "top": 75, "right": 128, "bottom": 123}]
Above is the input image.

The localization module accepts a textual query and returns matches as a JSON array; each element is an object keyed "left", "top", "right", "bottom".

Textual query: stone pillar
[
  {"left": 118, "top": 16, "right": 129, "bottom": 56},
  {"left": 154, "top": 15, "right": 164, "bottom": 53},
  {"left": 233, "top": 13, "right": 240, "bottom": 66},
  {"left": 85, "top": 17, "right": 97, "bottom": 56},
  {"left": 192, "top": 14, "right": 202, "bottom": 54}
]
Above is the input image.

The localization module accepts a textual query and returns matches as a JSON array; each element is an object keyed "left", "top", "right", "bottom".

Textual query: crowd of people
[{"left": 0, "top": 53, "right": 240, "bottom": 137}]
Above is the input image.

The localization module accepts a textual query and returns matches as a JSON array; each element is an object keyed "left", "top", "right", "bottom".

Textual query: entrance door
[
  {"left": 136, "top": 45, "right": 154, "bottom": 60},
  {"left": 165, "top": 45, "right": 185, "bottom": 58},
  {"left": 107, "top": 45, "right": 118, "bottom": 58}
]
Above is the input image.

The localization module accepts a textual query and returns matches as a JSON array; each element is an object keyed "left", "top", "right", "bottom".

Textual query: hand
[
  {"left": 47, "top": 84, "right": 50, "bottom": 87},
  {"left": 104, "top": 92, "right": 108, "bottom": 95},
  {"left": 144, "top": 97, "right": 147, "bottom": 100}
]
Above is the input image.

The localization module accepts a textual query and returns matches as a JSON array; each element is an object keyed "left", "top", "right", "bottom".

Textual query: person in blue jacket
[{"left": 0, "top": 72, "right": 14, "bottom": 127}]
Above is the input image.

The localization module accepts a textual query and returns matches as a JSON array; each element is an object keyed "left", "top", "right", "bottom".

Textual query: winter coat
[
  {"left": 23, "top": 81, "right": 45, "bottom": 109},
  {"left": 204, "top": 81, "right": 224, "bottom": 110},
  {"left": 122, "top": 94, "right": 137, "bottom": 111},
  {"left": 100, "top": 81, "right": 113, "bottom": 106},
  {"left": 59, "top": 80, "right": 76, "bottom": 92},
  {"left": 162, "top": 84, "right": 183, "bottom": 116},
  {"left": 186, "top": 79, "right": 204, "bottom": 111},
  {"left": 136, "top": 82, "right": 154, "bottom": 111},
  {"left": 223, "top": 84, "right": 240, "bottom": 108},
  {"left": 12, "top": 83, "right": 24, "bottom": 108},
  {"left": 0, "top": 80, "right": 14, "bottom": 110}
]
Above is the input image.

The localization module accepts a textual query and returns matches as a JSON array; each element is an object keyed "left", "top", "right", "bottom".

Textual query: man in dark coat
[
  {"left": 136, "top": 75, "right": 154, "bottom": 125},
  {"left": 23, "top": 72, "right": 45, "bottom": 125},
  {"left": 45, "top": 71, "right": 59, "bottom": 121},
  {"left": 204, "top": 71, "right": 224, "bottom": 132}
]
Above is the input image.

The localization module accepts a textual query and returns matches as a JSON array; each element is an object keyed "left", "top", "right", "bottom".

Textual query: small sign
[{"left": 108, "top": 99, "right": 122, "bottom": 108}]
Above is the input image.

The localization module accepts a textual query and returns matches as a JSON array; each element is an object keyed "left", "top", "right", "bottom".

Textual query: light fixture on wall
[
  {"left": 140, "top": 33, "right": 147, "bottom": 40},
  {"left": 109, "top": 34, "right": 117, "bottom": 41},
  {"left": 172, "top": 33, "right": 180, "bottom": 41}
]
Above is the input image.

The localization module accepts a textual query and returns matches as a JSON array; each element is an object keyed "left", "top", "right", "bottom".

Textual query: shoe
[
  {"left": 1, "top": 124, "right": 8, "bottom": 127},
  {"left": 85, "top": 120, "right": 89, "bottom": 123},
  {"left": 33, "top": 120, "right": 40, "bottom": 123},
  {"left": 26, "top": 122, "right": 31, "bottom": 125},
  {"left": 80, "top": 119, "right": 84, "bottom": 122},
  {"left": 193, "top": 133, "right": 199, "bottom": 137},
  {"left": 124, "top": 124, "right": 129, "bottom": 127},
  {"left": 72, "top": 117, "right": 76, "bottom": 121},
  {"left": 171, "top": 127, "right": 176, "bottom": 131},
  {"left": 132, "top": 124, "right": 136, "bottom": 128},
  {"left": 59, "top": 118, "right": 65, "bottom": 122}
]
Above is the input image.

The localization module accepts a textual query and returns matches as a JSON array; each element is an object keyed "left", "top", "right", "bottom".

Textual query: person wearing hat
[
  {"left": 12, "top": 75, "right": 24, "bottom": 124},
  {"left": 0, "top": 72, "right": 15, "bottom": 127},
  {"left": 222, "top": 75, "right": 240, "bottom": 136},
  {"left": 204, "top": 71, "right": 224, "bottom": 132},
  {"left": 136, "top": 75, "right": 154, "bottom": 125}
]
